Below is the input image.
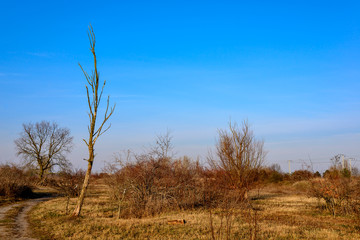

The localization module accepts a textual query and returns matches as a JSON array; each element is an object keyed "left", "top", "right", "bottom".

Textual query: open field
[{"left": 27, "top": 179, "right": 360, "bottom": 240}]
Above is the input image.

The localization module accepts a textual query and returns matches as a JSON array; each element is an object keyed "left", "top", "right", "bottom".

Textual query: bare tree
[
  {"left": 150, "top": 130, "right": 174, "bottom": 160},
  {"left": 209, "top": 120, "right": 266, "bottom": 200},
  {"left": 72, "top": 24, "right": 115, "bottom": 217},
  {"left": 14, "top": 121, "right": 73, "bottom": 181}
]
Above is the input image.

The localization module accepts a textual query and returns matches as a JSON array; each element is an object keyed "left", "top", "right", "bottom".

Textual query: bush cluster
[
  {"left": 104, "top": 155, "right": 233, "bottom": 218},
  {"left": 309, "top": 168, "right": 360, "bottom": 216},
  {"left": 0, "top": 164, "right": 34, "bottom": 199}
]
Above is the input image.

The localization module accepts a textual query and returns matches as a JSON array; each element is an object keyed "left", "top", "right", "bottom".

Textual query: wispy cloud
[{"left": 26, "top": 52, "right": 54, "bottom": 58}]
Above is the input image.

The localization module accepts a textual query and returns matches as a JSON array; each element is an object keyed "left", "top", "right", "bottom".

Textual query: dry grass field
[{"left": 28, "top": 179, "right": 360, "bottom": 240}]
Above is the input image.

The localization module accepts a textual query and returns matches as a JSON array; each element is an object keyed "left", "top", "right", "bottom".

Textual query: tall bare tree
[
  {"left": 72, "top": 24, "right": 115, "bottom": 217},
  {"left": 14, "top": 121, "right": 73, "bottom": 181},
  {"left": 209, "top": 120, "right": 266, "bottom": 200}
]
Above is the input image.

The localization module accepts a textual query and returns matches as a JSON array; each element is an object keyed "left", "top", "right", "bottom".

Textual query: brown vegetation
[
  {"left": 209, "top": 120, "right": 266, "bottom": 201},
  {"left": 0, "top": 164, "right": 34, "bottom": 200},
  {"left": 45, "top": 170, "right": 85, "bottom": 214},
  {"left": 28, "top": 177, "right": 360, "bottom": 239}
]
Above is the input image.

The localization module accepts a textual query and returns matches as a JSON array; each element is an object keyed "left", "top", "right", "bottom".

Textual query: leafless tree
[
  {"left": 72, "top": 24, "right": 115, "bottom": 217},
  {"left": 209, "top": 120, "right": 266, "bottom": 200},
  {"left": 150, "top": 131, "right": 174, "bottom": 160},
  {"left": 14, "top": 121, "right": 73, "bottom": 181}
]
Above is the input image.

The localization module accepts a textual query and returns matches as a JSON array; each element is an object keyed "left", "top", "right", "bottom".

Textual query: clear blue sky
[{"left": 1, "top": 1, "right": 360, "bottom": 173}]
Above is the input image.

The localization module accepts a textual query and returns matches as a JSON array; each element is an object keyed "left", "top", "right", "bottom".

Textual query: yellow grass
[{"left": 28, "top": 180, "right": 360, "bottom": 239}]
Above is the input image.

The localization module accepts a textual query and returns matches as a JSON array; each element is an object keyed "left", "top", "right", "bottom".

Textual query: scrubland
[{"left": 27, "top": 178, "right": 360, "bottom": 240}]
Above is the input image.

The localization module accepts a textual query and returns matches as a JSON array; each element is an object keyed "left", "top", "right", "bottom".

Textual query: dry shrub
[
  {"left": 256, "top": 167, "right": 284, "bottom": 184},
  {"left": 290, "top": 170, "right": 314, "bottom": 181},
  {"left": 105, "top": 154, "right": 208, "bottom": 218},
  {"left": 0, "top": 164, "right": 34, "bottom": 199},
  {"left": 45, "top": 169, "right": 85, "bottom": 213},
  {"left": 105, "top": 128, "right": 265, "bottom": 220},
  {"left": 309, "top": 176, "right": 354, "bottom": 216},
  {"left": 208, "top": 120, "right": 266, "bottom": 201}
]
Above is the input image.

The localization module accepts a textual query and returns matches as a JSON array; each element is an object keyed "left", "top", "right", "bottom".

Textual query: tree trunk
[
  {"left": 72, "top": 148, "right": 94, "bottom": 217},
  {"left": 66, "top": 196, "right": 70, "bottom": 214},
  {"left": 39, "top": 164, "right": 44, "bottom": 181},
  {"left": 117, "top": 199, "right": 121, "bottom": 219}
]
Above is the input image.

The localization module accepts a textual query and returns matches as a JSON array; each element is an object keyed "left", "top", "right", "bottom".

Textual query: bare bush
[
  {"left": 103, "top": 133, "right": 222, "bottom": 218},
  {"left": 46, "top": 169, "right": 84, "bottom": 213},
  {"left": 209, "top": 120, "right": 266, "bottom": 200},
  {"left": 0, "top": 164, "right": 34, "bottom": 199},
  {"left": 105, "top": 152, "right": 205, "bottom": 218},
  {"left": 104, "top": 126, "right": 266, "bottom": 220}
]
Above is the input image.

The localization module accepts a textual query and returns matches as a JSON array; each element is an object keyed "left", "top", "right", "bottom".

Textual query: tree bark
[{"left": 72, "top": 147, "right": 93, "bottom": 216}]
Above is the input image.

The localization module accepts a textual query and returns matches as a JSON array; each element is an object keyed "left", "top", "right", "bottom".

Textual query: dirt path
[
  {"left": 0, "top": 202, "right": 22, "bottom": 239},
  {"left": 0, "top": 198, "right": 50, "bottom": 240}
]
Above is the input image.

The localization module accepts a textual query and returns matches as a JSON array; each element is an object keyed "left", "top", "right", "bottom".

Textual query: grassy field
[{"left": 27, "top": 179, "right": 360, "bottom": 240}]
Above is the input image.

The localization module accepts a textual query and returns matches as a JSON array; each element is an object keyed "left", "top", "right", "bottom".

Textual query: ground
[
  {"left": 0, "top": 198, "right": 52, "bottom": 240},
  {"left": 20, "top": 179, "right": 360, "bottom": 239}
]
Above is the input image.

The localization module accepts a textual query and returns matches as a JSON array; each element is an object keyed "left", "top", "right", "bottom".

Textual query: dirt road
[{"left": 0, "top": 198, "right": 50, "bottom": 240}]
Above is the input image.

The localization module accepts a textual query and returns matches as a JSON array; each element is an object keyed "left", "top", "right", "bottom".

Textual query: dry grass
[{"left": 28, "top": 179, "right": 360, "bottom": 239}]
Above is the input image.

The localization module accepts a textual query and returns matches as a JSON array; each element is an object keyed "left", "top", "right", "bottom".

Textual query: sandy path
[{"left": 0, "top": 198, "right": 51, "bottom": 240}]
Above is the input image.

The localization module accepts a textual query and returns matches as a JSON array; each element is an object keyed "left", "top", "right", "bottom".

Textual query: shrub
[
  {"left": 45, "top": 169, "right": 85, "bottom": 213},
  {"left": 309, "top": 175, "right": 354, "bottom": 216},
  {"left": 0, "top": 164, "right": 34, "bottom": 199},
  {"left": 104, "top": 155, "right": 210, "bottom": 218},
  {"left": 291, "top": 170, "right": 313, "bottom": 181},
  {"left": 208, "top": 120, "right": 266, "bottom": 200},
  {"left": 256, "top": 167, "right": 284, "bottom": 184}
]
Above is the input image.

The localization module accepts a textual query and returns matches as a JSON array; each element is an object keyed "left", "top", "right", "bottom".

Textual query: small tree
[
  {"left": 209, "top": 120, "right": 266, "bottom": 200},
  {"left": 72, "top": 24, "right": 115, "bottom": 217},
  {"left": 14, "top": 121, "right": 73, "bottom": 181},
  {"left": 46, "top": 169, "right": 84, "bottom": 214}
]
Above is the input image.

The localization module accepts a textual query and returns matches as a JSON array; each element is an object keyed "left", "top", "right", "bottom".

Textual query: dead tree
[
  {"left": 72, "top": 24, "right": 115, "bottom": 217},
  {"left": 14, "top": 121, "right": 73, "bottom": 181}
]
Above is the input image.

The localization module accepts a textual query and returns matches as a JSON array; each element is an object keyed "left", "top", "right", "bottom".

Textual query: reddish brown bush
[
  {"left": 105, "top": 154, "right": 208, "bottom": 218},
  {"left": 105, "top": 130, "right": 263, "bottom": 218},
  {"left": 0, "top": 164, "right": 34, "bottom": 199},
  {"left": 308, "top": 173, "right": 360, "bottom": 217},
  {"left": 208, "top": 120, "right": 266, "bottom": 201},
  {"left": 291, "top": 170, "right": 314, "bottom": 181}
]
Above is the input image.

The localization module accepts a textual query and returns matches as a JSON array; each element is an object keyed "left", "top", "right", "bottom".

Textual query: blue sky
[{"left": 1, "top": 1, "right": 360, "bottom": 172}]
